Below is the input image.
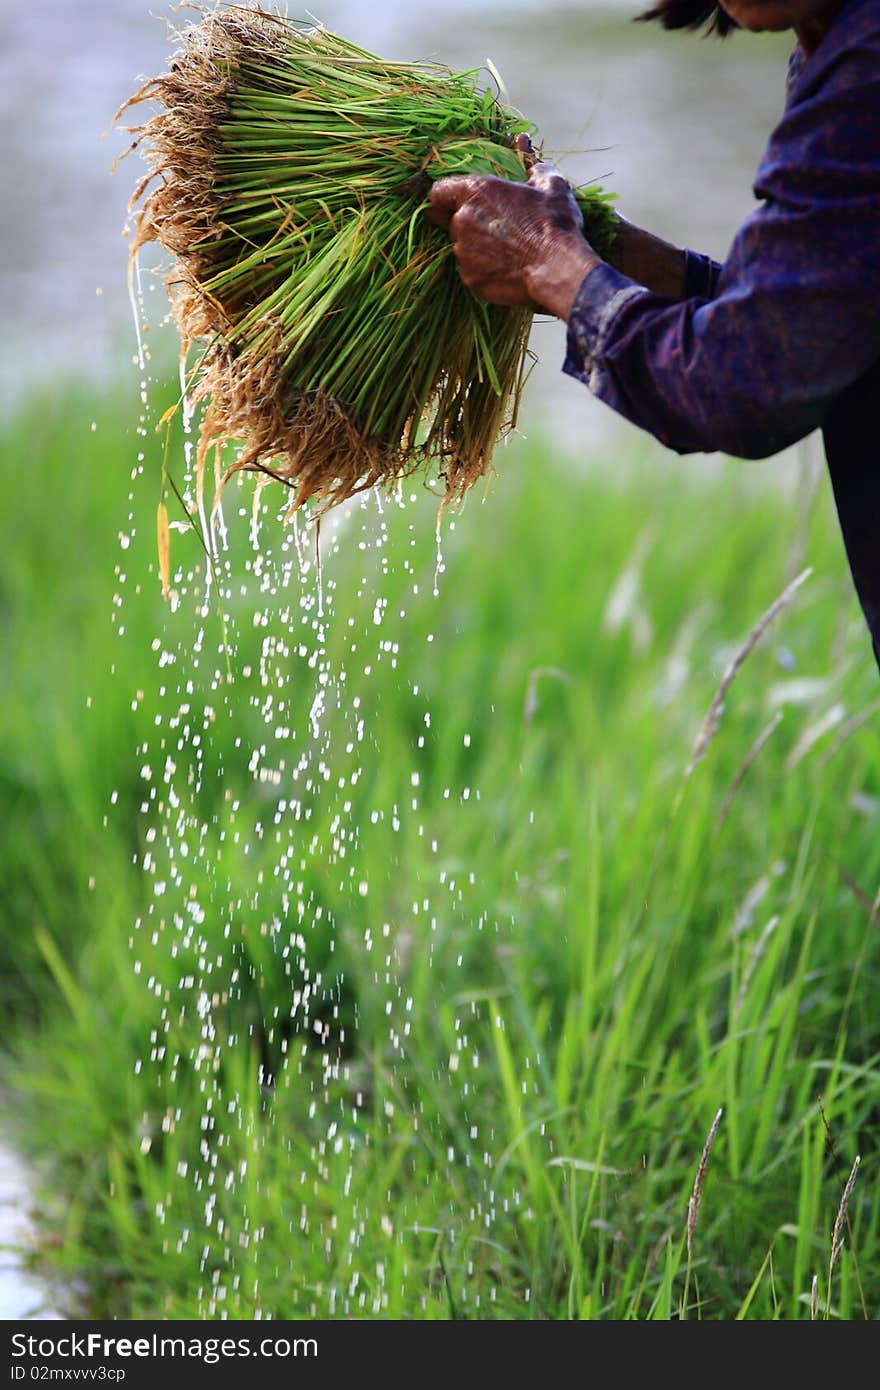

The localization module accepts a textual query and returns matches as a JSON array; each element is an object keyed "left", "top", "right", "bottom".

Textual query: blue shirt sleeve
[
  {"left": 681, "top": 250, "right": 721, "bottom": 302},
  {"left": 563, "top": 14, "right": 880, "bottom": 461}
]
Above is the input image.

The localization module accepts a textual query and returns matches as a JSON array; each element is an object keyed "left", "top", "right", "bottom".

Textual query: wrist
[{"left": 524, "top": 234, "right": 601, "bottom": 321}]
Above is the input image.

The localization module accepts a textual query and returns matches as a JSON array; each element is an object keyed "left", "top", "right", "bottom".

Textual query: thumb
[
  {"left": 428, "top": 175, "right": 473, "bottom": 229},
  {"left": 528, "top": 160, "right": 571, "bottom": 196}
]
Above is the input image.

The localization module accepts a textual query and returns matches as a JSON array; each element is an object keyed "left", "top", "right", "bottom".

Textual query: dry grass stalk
[
  {"left": 734, "top": 914, "right": 779, "bottom": 1016},
  {"left": 687, "top": 1106, "right": 723, "bottom": 1260},
  {"left": 728, "top": 864, "right": 785, "bottom": 940},
  {"left": 715, "top": 710, "right": 784, "bottom": 829},
  {"left": 783, "top": 702, "right": 846, "bottom": 771},
  {"left": 837, "top": 865, "right": 879, "bottom": 923},
  {"left": 828, "top": 1153, "right": 860, "bottom": 1288},
  {"left": 819, "top": 699, "right": 880, "bottom": 769},
  {"left": 679, "top": 1106, "right": 722, "bottom": 1319},
  {"left": 684, "top": 567, "right": 812, "bottom": 782},
  {"left": 820, "top": 1095, "right": 873, "bottom": 1320},
  {"left": 523, "top": 666, "right": 573, "bottom": 726}
]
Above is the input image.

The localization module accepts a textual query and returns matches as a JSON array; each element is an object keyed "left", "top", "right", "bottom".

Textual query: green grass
[{"left": 2, "top": 371, "right": 879, "bottom": 1319}]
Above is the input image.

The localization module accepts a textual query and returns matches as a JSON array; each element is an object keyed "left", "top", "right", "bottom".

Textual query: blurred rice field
[{"left": 1, "top": 372, "right": 878, "bottom": 1318}]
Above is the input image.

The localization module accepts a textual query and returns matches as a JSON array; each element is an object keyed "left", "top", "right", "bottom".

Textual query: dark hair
[{"left": 636, "top": 2, "right": 737, "bottom": 35}]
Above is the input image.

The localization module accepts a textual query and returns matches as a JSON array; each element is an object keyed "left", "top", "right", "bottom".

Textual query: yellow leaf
[{"left": 157, "top": 500, "right": 171, "bottom": 598}]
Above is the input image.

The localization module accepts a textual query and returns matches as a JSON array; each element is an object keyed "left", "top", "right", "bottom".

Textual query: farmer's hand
[{"left": 429, "top": 149, "right": 601, "bottom": 322}]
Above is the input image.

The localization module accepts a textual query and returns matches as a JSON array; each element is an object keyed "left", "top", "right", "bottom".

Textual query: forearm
[
  {"left": 564, "top": 260, "right": 838, "bottom": 458},
  {"left": 605, "top": 217, "right": 689, "bottom": 300},
  {"left": 561, "top": 231, "right": 880, "bottom": 460},
  {"left": 539, "top": 217, "right": 718, "bottom": 320}
]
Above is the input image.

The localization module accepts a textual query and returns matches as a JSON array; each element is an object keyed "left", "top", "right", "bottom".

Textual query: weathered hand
[{"left": 428, "top": 147, "right": 601, "bottom": 321}]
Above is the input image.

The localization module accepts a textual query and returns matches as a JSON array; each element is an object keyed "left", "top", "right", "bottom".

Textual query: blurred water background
[{"left": 1, "top": 0, "right": 791, "bottom": 447}]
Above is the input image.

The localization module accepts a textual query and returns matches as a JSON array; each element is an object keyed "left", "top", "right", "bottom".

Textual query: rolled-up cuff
[
  {"left": 682, "top": 248, "right": 722, "bottom": 301},
  {"left": 563, "top": 262, "right": 648, "bottom": 388}
]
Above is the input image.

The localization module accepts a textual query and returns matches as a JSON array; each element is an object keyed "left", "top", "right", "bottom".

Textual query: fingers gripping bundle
[{"left": 121, "top": 4, "right": 618, "bottom": 519}]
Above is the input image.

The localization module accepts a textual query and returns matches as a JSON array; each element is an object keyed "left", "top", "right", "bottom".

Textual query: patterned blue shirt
[{"left": 564, "top": 0, "right": 880, "bottom": 668}]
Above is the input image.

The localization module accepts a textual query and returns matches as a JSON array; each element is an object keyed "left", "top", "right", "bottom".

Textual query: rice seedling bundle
[{"left": 121, "top": 4, "right": 618, "bottom": 519}]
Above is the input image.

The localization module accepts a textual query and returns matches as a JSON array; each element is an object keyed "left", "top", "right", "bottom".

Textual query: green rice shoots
[{"left": 119, "top": 3, "right": 619, "bottom": 521}]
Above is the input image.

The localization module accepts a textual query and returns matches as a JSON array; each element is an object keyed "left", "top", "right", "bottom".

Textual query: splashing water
[
  {"left": 104, "top": 297, "right": 559, "bottom": 1315},
  {"left": 128, "top": 249, "right": 146, "bottom": 374}
]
